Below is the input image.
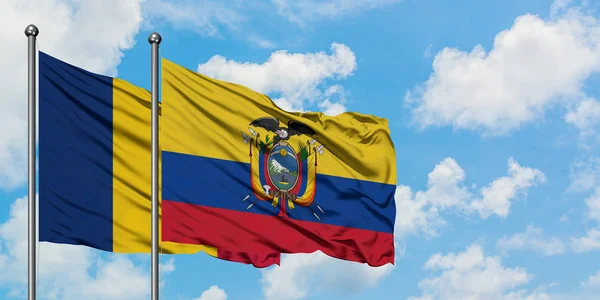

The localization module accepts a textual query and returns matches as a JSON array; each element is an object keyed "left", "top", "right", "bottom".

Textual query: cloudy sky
[{"left": 2, "top": 0, "right": 600, "bottom": 299}]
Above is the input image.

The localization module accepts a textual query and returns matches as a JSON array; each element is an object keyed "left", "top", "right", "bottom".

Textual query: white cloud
[
  {"left": 394, "top": 158, "right": 469, "bottom": 238},
  {"left": 496, "top": 225, "right": 566, "bottom": 256},
  {"left": 260, "top": 251, "right": 394, "bottom": 300},
  {"left": 422, "top": 157, "right": 471, "bottom": 209},
  {"left": 395, "top": 157, "right": 545, "bottom": 238},
  {"left": 406, "top": 3, "right": 600, "bottom": 135},
  {"left": 504, "top": 289, "right": 553, "bottom": 300},
  {"left": 248, "top": 36, "right": 278, "bottom": 49},
  {"left": 585, "top": 188, "right": 600, "bottom": 222},
  {"left": 152, "top": 1, "right": 276, "bottom": 49},
  {"left": 0, "top": 0, "right": 145, "bottom": 189},
  {"left": 423, "top": 44, "right": 434, "bottom": 58},
  {"left": 272, "top": 0, "right": 401, "bottom": 25},
  {"left": 565, "top": 98, "right": 600, "bottom": 137},
  {"left": 72, "top": 256, "right": 149, "bottom": 300},
  {"left": 550, "top": 0, "right": 574, "bottom": 17},
  {"left": 197, "top": 43, "right": 356, "bottom": 113},
  {"left": 316, "top": 85, "right": 348, "bottom": 116},
  {"left": 0, "top": 196, "right": 161, "bottom": 299},
  {"left": 468, "top": 158, "right": 546, "bottom": 219},
  {"left": 569, "top": 156, "right": 600, "bottom": 192},
  {"left": 194, "top": 285, "right": 228, "bottom": 300},
  {"left": 570, "top": 187, "right": 600, "bottom": 253},
  {"left": 394, "top": 185, "right": 443, "bottom": 238},
  {"left": 409, "top": 244, "right": 540, "bottom": 300},
  {"left": 160, "top": 257, "right": 176, "bottom": 273},
  {"left": 143, "top": 0, "right": 400, "bottom": 48},
  {"left": 143, "top": 0, "right": 244, "bottom": 37},
  {"left": 571, "top": 228, "right": 600, "bottom": 253},
  {"left": 318, "top": 99, "right": 347, "bottom": 116},
  {"left": 581, "top": 270, "right": 600, "bottom": 289}
]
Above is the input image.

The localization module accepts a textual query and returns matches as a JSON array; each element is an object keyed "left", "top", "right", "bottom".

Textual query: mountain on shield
[{"left": 269, "top": 159, "right": 289, "bottom": 174}]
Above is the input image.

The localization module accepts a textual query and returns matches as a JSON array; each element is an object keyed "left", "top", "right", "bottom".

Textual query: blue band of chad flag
[{"left": 39, "top": 51, "right": 114, "bottom": 251}]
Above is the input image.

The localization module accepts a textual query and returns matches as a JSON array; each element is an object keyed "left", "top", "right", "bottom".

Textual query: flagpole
[
  {"left": 148, "top": 32, "right": 162, "bottom": 300},
  {"left": 25, "top": 24, "right": 39, "bottom": 300}
]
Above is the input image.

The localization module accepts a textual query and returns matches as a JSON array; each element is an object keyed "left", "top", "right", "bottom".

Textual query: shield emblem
[{"left": 267, "top": 142, "right": 299, "bottom": 192}]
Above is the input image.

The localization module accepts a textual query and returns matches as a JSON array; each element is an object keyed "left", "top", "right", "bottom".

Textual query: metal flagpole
[
  {"left": 25, "top": 24, "right": 39, "bottom": 300},
  {"left": 148, "top": 32, "right": 162, "bottom": 300}
]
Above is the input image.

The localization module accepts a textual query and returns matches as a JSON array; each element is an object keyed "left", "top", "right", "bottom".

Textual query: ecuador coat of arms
[{"left": 240, "top": 117, "right": 326, "bottom": 220}]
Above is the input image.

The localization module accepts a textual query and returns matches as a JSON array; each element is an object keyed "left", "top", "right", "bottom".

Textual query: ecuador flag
[
  {"left": 38, "top": 52, "right": 279, "bottom": 267},
  {"left": 161, "top": 58, "right": 397, "bottom": 266}
]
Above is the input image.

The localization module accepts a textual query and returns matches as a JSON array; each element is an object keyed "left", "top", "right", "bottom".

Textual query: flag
[
  {"left": 160, "top": 58, "right": 397, "bottom": 267},
  {"left": 38, "top": 52, "right": 279, "bottom": 267}
]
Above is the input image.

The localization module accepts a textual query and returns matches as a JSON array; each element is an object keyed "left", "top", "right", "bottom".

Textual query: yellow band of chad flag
[{"left": 160, "top": 58, "right": 397, "bottom": 267}]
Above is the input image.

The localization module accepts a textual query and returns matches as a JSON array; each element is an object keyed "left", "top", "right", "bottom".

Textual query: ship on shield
[{"left": 240, "top": 116, "right": 327, "bottom": 220}]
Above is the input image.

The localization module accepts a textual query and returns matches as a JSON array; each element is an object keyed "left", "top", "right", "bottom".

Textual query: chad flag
[
  {"left": 38, "top": 52, "right": 279, "bottom": 267},
  {"left": 161, "top": 58, "right": 397, "bottom": 267}
]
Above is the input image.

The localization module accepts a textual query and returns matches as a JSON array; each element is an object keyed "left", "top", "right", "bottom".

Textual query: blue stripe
[
  {"left": 162, "top": 151, "right": 396, "bottom": 233},
  {"left": 39, "top": 52, "right": 114, "bottom": 251}
]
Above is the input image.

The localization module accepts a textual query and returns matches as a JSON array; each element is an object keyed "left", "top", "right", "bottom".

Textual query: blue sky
[{"left": 1, "top": 0, "right": 600, "bottom": 299}]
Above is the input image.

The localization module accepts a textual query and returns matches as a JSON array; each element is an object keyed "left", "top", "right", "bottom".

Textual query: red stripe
[
  {"left": 217, "top": 250, "right": 280, "bottom": 268},
  {"left": 162, "top": 200, "right": 395, "bottom": 267}
]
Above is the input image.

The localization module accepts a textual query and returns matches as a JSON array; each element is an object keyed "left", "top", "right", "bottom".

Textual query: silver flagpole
[
  {"left": 25, "top": 24, "right": 39, "bottom": 300},
  {"left": 148, "top": 32, "right": 162, "bottom": 300}
]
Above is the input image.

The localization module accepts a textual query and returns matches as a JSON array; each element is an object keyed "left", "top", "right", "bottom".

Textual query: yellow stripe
[
  {"left": 161, "top": 58, "right": 396, "bottom": 185},
  {"left": 111, "top": 77, "right": 217, "bottom": 255}
]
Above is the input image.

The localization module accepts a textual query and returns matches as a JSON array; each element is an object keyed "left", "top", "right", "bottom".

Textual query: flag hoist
[
  {"left": 25, "top": 23, "right": 39, "bottom": 300},
  {"left": 148, "top": 32, "right": 162, "bottom": 300}
]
